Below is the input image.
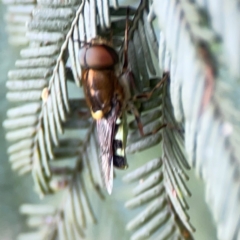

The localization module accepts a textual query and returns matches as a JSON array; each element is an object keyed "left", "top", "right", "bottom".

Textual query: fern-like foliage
[
  {"left": 5, "top": 0, "right": 187, "bottom": 239},
  {"left": 151, "top": 0, "right": 240, "bottom": 239},
  {"left": 123, "top": 80, "right": 194, "bottom": 239},
  {"left": 3, "top": 0, "right": 239, "bottom": 239},
  {"left": 118, "top": 2, "right": 194, "bottom": 238},
  {"left": 2, "top": 0, "right": 37, "bottom": 45}
]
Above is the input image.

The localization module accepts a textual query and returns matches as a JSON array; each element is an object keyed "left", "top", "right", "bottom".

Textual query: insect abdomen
[{"left": 113, "top": 114, "right": 128, "bottom": 169}]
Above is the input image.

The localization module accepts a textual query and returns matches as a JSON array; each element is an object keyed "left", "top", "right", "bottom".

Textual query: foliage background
[{"left": 0, "top": 1, "right": 218, "bottom": 239}]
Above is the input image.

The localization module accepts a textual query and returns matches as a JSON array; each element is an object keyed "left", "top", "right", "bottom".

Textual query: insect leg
[
  {"left": 127, "top": 73, "right": 170, "bottom": 136},
  {"left": 132, "top": 73, "right": 169, "bottom": 101},
  {"left": 129, "top": 101, "right": 169, "bottom": 136},
  {"left": 128, "top": 101, "right": 144, "bottom": 136}
]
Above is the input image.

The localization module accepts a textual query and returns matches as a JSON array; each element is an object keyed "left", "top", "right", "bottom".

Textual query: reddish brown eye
[{"left": 79, "top": 45, "right": 118, "bottom": 69}]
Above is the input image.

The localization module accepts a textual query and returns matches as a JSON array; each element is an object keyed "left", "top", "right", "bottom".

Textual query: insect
[
  {"left": 79, "top": 37, "right": 129, "bottom": 194},
  {"left": 78, "top": 33, "right": 168, "bottom": 194}
]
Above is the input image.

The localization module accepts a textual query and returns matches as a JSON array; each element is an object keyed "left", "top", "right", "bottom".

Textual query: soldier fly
[
  {"left": 79, "top": 37, "right": 129, "bottom": 194},
  {"left": 78, "top": 6, "right": 169, "bottom": 193},
  {"left": 79, "top": 36, "right": 167, "bottom": 194}
]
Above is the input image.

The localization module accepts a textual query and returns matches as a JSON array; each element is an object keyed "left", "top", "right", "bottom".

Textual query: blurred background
[
  {"left": 0, "top": 2, "right": 218, "bottom": 240},
  {"left": 0, "top": 4, "right": 42, "bottom": 239}
]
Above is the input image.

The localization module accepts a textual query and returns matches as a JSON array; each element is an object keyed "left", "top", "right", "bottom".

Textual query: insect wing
[{"left": 96, "top": 106, "right": 118, "bottom": 194}]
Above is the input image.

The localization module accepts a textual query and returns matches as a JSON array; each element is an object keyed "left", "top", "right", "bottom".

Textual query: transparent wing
[{"left": 96, "top": 102, "right": 119, "bottom": 194}]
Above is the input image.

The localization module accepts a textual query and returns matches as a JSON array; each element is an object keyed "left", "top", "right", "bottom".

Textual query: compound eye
[
  {"left": 79, "top": 45, "right": 118, "bottom": 69},
  {"left": 91, "top": 109, "right": 104, "bottom": 120}
]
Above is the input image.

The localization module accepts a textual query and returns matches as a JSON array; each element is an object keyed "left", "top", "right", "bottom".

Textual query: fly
[
  {"left": 79, "top": 37, "right": 128, "bottom": 194},
  {"left": 78, "top": 7, "right": 168, "bottom": 194}
]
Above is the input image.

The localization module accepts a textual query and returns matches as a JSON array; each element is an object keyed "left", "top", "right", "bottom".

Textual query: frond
[
  {"left": 3, "top": 0, "right": 111, "bottom": 237},
  {"left": 18, "top": 171, "right": 97, "bottom": 240},
  {"left": 4, "top": 0, "right": 83, "bottom": 196},
  {"left": 151, "top": 0, "right": 240, "bottom": 239},
  {"left": 4, "top": 0, "right": 131, "bottom": 195},
  {"left": 120, "top": 1, "right": 193, "bottom": 239},
  {"left": 3, "top": 0, "right": 240, "bottom": 239},
  {"left": 3, "top": 0, "right": 139, "bottom": 238},
  {"left": 2, "top": 0, "right": 36, "bottom": 45},
  {"left": 124, "top": 82, "right": 193, "bottom": 239}
]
